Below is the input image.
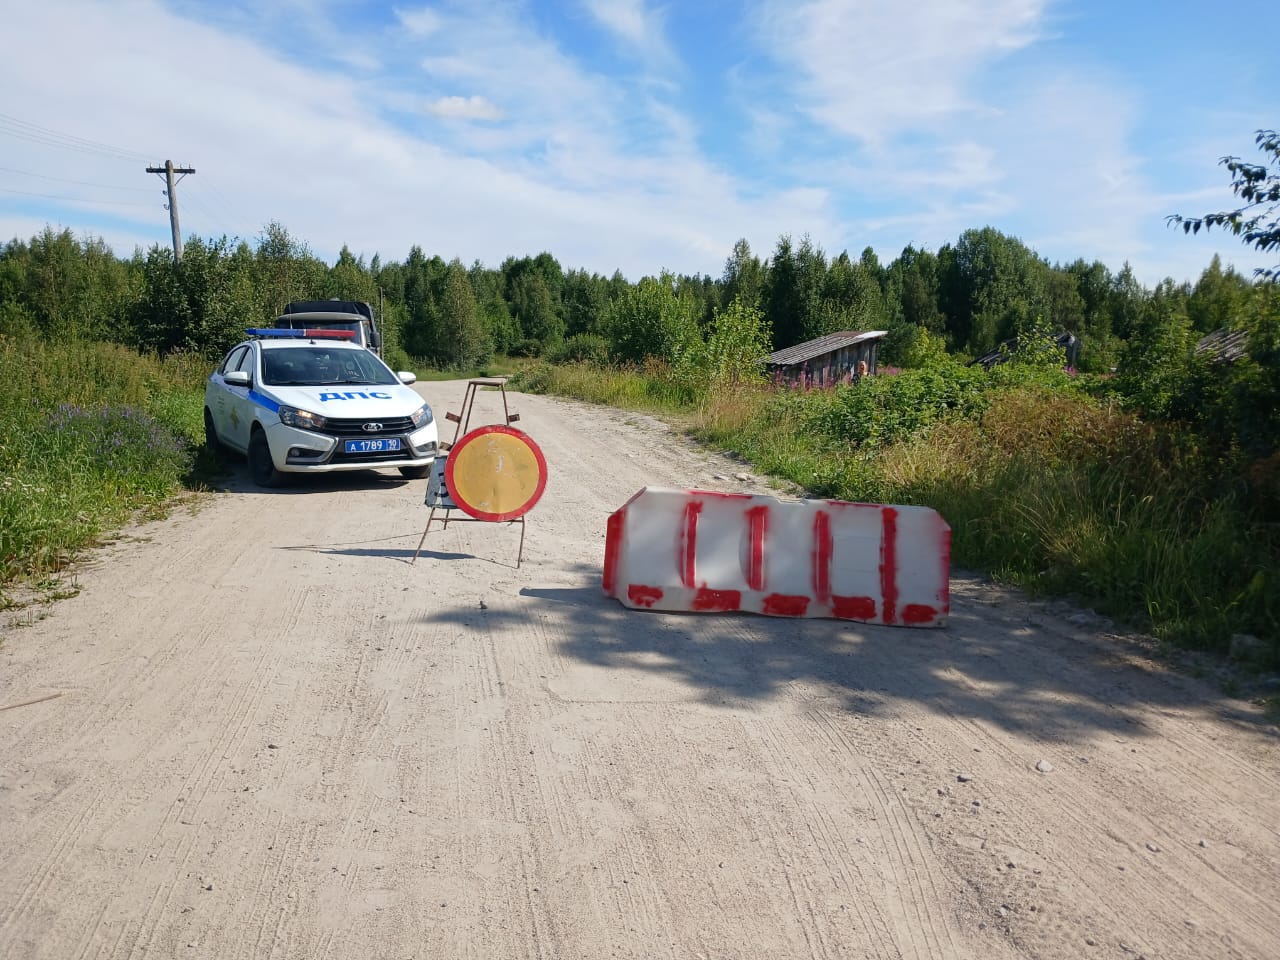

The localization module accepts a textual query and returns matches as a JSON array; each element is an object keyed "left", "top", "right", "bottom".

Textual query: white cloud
[
  {"left": 0, "top": 0, "right": 828, "bottom": 279},
  {"left": 424, "top": 95, "right": 504, "bottom": 121},
  {"left": 758, "top": 0, "right": 1048, "bottom": 144},
  {"left": 1, "top": 0, "right": 1265, "bottom": 287},
  {"left": 581, "top": 0, "right": 673, "bottom": 65},
  {"left": 395, "top": 5, "right": 443, "bottom": 37},
  {"left": 744, "top": 0, "right": 1273, "bottom": 282}
]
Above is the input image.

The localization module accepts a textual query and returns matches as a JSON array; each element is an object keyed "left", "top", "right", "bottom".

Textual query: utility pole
[{"left": 146, "top": 160, "right": 195, "bottom": 262}]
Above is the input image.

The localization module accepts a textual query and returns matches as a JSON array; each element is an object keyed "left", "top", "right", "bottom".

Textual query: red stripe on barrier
[
  {"left": 880, "top": 507, "right": 899, "bottom": 625},
  {"left": 940, "top": 526, "right": 952, "bottom": 614},
  {"left": 902, "top": 604, "right": 938, "bottom": 625},
  {"left": 603, "top": 507, "right": 625, "bottom": 595},
  {"left": 763, "top": 594, "right": 810, "bottom": 616},
  {"left": 628, "top": 584, "right": 664, "bottom": 607},
  {"left": 832, "top": 595, "right": 877, "bottom": 621},
  {"left": 680, "top": 500, "right": 702, "bottom": 587},
  {"left": 746, "top": 505, "right": 768, "bottom": 591},
  {"left": 812, "top": 510, "right": 832, "bottom": 604},
  {"left": 693, "top": 588, "right": 741, "bottom": 612}
]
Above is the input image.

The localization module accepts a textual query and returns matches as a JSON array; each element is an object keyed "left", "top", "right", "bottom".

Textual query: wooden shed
[
  {"left": 766, "top": 331, "right": 888, "bottom": 388},
  {"left": 968, "top": 331, "right": 1080, "bottom": 371},
  {"left": 1195, "top": 327, "right": 1249, "bottom": 364}
]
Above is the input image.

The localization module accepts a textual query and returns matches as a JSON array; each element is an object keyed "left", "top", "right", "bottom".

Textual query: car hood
[{"left": 262, "top": 383, "right": 427, "bottom": 417}]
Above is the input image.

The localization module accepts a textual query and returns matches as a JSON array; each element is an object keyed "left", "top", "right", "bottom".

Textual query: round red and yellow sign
[{"left": 444, "top": 425, "right": 548, "bottom": 522}]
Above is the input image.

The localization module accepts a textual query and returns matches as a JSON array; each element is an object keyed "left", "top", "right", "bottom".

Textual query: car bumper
[{"left": 264, "top": 421, "right": 438, "bottom": 473}]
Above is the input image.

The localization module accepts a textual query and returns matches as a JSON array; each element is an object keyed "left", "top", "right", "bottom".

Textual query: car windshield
[{"left": 260, "top": 347, "right": 398, "bottom": 387}]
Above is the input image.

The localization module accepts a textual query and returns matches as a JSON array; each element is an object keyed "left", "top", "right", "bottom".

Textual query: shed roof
[
  {"left": 1195, "top": 327, "right": 1249, "bottom": 364},
  {"left": 766, "top": 330, "right": 888, "bottom": 366}
]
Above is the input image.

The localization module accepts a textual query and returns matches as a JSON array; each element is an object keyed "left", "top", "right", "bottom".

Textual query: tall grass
[
  {"left": 514, "top": 360, "right": 700, "bottom": 410},
  {"left": 516, "top": 360, "right": 1278, "bottom": 664},
  {"left": 872, "top": 391, "right": 1277, "bottom": 655},
  {"left": 0, "top": 336, "right": 205, "bottom": 589}
]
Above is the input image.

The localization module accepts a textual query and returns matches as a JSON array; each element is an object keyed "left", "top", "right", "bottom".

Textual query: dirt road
[{"left": 2, "top": 381, "right": 1278, "bottom": 959}]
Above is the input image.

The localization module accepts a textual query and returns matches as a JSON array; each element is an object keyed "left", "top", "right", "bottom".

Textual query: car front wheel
[
  {"left": 248, "top": 429, "right": 284, "bottom": 488},
  {"left": 398, "top": 463, "right": 432, "bottom": 480},
  {"left": 203, "top": 409, "right": 222, "bottom": 456}
]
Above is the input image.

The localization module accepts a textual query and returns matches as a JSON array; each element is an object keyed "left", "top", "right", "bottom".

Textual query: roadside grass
[
  {"left": 513, "top": 360, "right": 1279, "bottom": 666},
  {"left": 868, "top": 393, "right": 1277, "bottom": 659},
  {"left": 0, "top": 336, "right": 206, "bottom": 599},
  {"left": 404, "top": 354, "right": 535, "bottom": 382},
  {"left": 512, "top": 360, "right": 700, "bottom": 412}
]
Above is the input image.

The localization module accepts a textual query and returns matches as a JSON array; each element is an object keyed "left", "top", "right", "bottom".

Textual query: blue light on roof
[{"left": 246, "top": 328, "right": 306, "bottom": 338}]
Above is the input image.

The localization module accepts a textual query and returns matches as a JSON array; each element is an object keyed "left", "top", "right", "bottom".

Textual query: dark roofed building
[
  {"left": 968, "top": 332, "right": 1080, "bottom": 370},
  {"left": 767, "top": 331, "right": 888, "bottom": 387},
  {"left": 1195, "top": 327, "right": 1249, "bottom": 364}
]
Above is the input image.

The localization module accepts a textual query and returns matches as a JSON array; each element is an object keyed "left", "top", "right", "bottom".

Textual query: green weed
[
  {"left": 519, "top": 358, "right": 1278, "bottom": 665},
  {"left": 0, "top": 337, "right": 204, "bottom": 585}
]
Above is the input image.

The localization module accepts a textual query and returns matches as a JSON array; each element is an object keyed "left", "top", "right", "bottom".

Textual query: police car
[{"left": 204, "top": 328, "right": 438, "bottom": 487}]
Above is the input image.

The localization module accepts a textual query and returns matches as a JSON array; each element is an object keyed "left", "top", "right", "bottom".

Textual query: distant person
[{"left": 855, "top": 359, "right": 869, "bottom": 383}]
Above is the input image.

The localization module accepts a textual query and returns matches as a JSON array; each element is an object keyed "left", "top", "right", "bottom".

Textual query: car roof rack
[{"left": 246, "top": 328, "right": 358, "bottom": 341}]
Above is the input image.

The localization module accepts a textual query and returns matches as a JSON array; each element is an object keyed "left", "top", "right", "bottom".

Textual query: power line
[
  {"left": 179, "top": 187, "right": 239, "bottom": 240},
  {"left": 0, "top": 112, "right": 152, "bottom": 163},
  {"left": 0, "top": 164, "right": 153, "bottom": 193},
  {"left": 198, "top": 173, "right": 257, "bottom": 233},
  {"left": 0, "top": 186, "right": 156, "bottom": 209}
]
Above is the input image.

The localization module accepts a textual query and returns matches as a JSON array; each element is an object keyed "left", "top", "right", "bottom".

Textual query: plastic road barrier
[{"left": 604, "top": 487, "right": 950, "bottom": 627}]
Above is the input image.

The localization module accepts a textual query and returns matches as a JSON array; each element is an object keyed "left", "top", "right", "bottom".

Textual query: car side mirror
[
  {"left": 398, "top": 371, "right": 417, "bottom": 385},
  {"left": 224, "top": 370, "right": 251, "bottom": 387}
]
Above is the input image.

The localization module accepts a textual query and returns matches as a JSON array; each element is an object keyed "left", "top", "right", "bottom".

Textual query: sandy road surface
[{"left": 2, "top": 381, "right": 1279, "bottom": 960}]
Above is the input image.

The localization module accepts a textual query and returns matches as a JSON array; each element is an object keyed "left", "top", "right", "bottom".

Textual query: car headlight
[
  {"left": 278, "top": 405, "right": 327, "bottom": 431},
  {"left": 410, "top": 403, "right": 434, "bottom": 428}
]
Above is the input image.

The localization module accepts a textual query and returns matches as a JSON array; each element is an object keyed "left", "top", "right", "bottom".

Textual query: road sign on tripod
[{"left": 413, "top": 379, "right": 547, "bottom": 567}]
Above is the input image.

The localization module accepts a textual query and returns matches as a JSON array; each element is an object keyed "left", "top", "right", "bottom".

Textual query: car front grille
[{"left": 323, "top": 415, "right": 417, "bottom": 438}]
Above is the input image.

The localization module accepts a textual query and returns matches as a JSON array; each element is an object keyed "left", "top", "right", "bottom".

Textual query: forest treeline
[
  {"left": 0, "top": 220, "right": 1265, "bottom": 367},
  {"left": 3, "top": 218, "right": 1277, "bottom": 460}
]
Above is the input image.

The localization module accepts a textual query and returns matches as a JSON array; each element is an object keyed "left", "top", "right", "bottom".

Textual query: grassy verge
[
  {"left": 0, "top": 336, "right": 207, "bottom": 603},
  {"left": 397, "top": 354, "right": 535, "bottom": 382},
  {"left": 512, "top": 360, "right": 1278, "bottom": 667},
  {"left": 0, "top": 342, "right": 531, "bottom": 607}
]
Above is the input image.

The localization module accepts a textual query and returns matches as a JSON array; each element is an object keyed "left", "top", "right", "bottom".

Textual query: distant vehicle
[
  {"left": 204, "top": 328, "right": 437, "bottom": 487},
  {"left": 277, "top": 299, "right": 382, "bottom": 355}
]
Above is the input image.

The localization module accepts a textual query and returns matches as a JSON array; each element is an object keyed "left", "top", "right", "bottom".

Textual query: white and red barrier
[{"left": 603, "top": 488, "right": 950, "bottom": 627}]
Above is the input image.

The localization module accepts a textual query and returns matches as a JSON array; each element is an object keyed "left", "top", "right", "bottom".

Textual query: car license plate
[{"left": 345, "top": 438, "right": 400, "bottom": 453}]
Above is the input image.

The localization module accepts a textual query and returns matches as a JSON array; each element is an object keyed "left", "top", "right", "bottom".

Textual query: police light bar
[{"left": 246, "top": 328, "right": 357, "bottom": 340}]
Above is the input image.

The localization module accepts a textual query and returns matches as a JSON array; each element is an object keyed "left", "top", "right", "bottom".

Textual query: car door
[
  {"left": 222, "top": 344, "right": 257, "bottom": 452},
  {"left": 210, "top": 345, "right": 249, "bottom": 446}
]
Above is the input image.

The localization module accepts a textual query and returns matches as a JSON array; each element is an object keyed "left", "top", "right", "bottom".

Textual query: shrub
[
  {"left": 602, "top": 273, "right": 700, "bottom": 365},
  {"left": 508, "top": 337, "right": 544, "bottom": 358},
  {"left": 691, "top": 296, "right": 771, "bottom": 388},
  {"left": 805, "top": 361, "right": 990, "bottom": 449},
  {"left": 547, "top": 333, "right": 610, "bottom": 365},
  {"left": 510, "top": 362, "right": 553, "bottom": 394}
]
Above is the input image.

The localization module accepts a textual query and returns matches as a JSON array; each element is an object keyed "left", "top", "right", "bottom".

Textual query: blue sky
[{"left": 0, "top": 0, "right": 1274, "bottom": 286}]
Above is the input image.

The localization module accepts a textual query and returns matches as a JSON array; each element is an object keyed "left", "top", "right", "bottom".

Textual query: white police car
[{"left": 204, "top": 328, "right": 438, "bottom": 487}]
